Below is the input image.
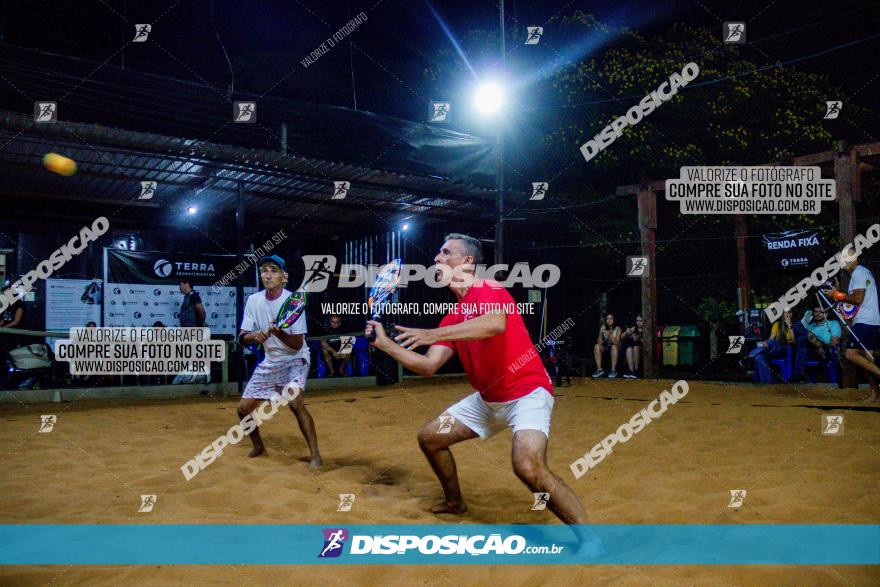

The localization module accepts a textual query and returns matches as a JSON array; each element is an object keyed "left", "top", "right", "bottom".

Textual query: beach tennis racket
[
  {"left": 366, "top": 258, "right": 402, "bottom": 342},
  {"left": 264, "top": 291, "right": 308, "bottom": 335},
  {"left": 836, "top": 302, "right": 860, "bottom": 321}
]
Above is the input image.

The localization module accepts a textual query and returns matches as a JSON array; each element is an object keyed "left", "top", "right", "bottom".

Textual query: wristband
[
  {"left": 833, "top": 290, "right": 847, "bottom": 302},
  {"left": 238, "top": 331, "right": 250, "bottom": 345}
]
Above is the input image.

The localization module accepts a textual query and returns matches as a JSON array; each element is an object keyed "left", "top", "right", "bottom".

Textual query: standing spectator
[
  {"left": 178, "top": 279, "right": 206, "bottom": 327},
  {"left": 321, "top": 314, "right": 352, "bottom": 377},
  {"left": 621, "top": 315, "right": 645, "bottom": 379},
  {"left": 749, "top": 309, "right": 795, "bottom": 383},
  {"left": 592, "top": 313, "right": 621, "bottom": 378},
  {"left": 174, "top": 279, "right": 208, "bottom": 385}
]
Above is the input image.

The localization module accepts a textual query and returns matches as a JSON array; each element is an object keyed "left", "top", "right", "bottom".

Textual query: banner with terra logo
[
  {"left": 103, "top": 250, "right": 256, "bottom": 334},
  {"left": 762, "top": 229, "right": 822, "bottom": 269}
]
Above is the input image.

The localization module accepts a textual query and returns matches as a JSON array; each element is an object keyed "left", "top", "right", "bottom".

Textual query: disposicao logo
[{"left": 319, "top": 528, "right": 348, "bottom": 558}]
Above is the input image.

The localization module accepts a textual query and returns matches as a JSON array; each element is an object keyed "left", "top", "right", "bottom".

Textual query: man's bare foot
[
  {"left": 430, "top": 500, "right": 468, "bottom": 514},
  {"left": 309, "top": 456, "right": 324, "bottom": 469},
  {"left": 248, "top": 446, "right": 265, "bottom": 458}
]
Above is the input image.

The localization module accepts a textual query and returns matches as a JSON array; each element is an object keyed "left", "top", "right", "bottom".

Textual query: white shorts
[
  {"left": 446, "top": 387, "right": 554, "bottom": 439},
  {"left": 243, "top": 358, "right": 308, "bottom": 400}
]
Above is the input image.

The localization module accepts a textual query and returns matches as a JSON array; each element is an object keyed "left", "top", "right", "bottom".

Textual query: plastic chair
[
  {"left": 353, "top": 336, "right": 369, "bottom": 376},
  {"left": 804, "top": 347, "right": 840, "bottom": 384},
  {"left": 754, "top": 345, "right": 792, "bottom": 383}
]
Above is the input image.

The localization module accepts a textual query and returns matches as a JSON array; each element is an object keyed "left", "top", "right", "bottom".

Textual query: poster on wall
[
  {"left": 45, "top": 279, "right": 102, "bottom": 346},
  {"left": 762, "top": 229, "right": 822, "bottom": 269},
  {"left": 103, "top": 250, "right": 257, "bottom": 335}
]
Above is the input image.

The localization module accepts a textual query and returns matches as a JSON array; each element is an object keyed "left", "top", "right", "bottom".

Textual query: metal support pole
[
  {"left": 493, "top": 0, "right": 506, "bottom": 266},
  {"left": 236, "top": 182, "right": 245, "bottom": 397}
]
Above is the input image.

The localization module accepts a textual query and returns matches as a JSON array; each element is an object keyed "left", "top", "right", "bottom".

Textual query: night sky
[{"left": 1, "top": 0, "right": 878, "bottom": 137}]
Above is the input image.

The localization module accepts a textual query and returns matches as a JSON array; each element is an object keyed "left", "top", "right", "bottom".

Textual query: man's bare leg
[
  {"left": 237, "top": 398, "right": 266, "bottom": 457},
  {"left": 844, "top": 349, "right": 880, "bottom": 401},
  {"left": 288, "top": 393, "right": 323, "bottom": 468},
  {"left": 511, "top": 430, "right": 586, "bottom": 524},
  {"left": 322, "top": 349, "right": 336, "bottom": 377},
  {"left": 417, "top": 413, "right": 478, "bottom": 514},
  {"left": 512, "top": 430, "right": 603, "bottom": 554}
]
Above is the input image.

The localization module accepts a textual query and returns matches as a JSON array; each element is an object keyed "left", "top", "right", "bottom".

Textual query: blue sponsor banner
[{"left": 1, "top": 525, "right": 878, "bottom": 565}]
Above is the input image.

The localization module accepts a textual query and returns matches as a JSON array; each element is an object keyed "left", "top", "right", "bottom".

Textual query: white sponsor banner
[
  {"left": 103, "top": 285, "right": 256, "bottom": 334},
  {"left": 45, "top": 279, "right": 102, "bottom": 347}
]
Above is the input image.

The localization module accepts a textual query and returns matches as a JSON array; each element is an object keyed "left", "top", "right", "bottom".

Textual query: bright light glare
[
  {"left": 402, "top": 223, "right": 410, "bottom": 231},
  {"left": 187, "top": 206, "right": 197, "bottom": 215},
  {"left": 474, "top": 83, "right": 504, "bottom": 114}
]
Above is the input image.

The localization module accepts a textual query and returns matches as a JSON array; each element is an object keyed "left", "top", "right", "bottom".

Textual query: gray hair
[{"left": 444, "top": 233, "right": 483, "bottom": 264}]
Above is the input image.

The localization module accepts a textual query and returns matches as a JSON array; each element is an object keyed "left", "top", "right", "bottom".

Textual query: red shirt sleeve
[{"left": 433, "top": 313, "right": 457, "bottom": 350}]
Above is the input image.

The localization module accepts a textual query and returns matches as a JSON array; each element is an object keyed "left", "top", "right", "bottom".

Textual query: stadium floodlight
[
  {"left": 402, "top": 223, "right": 410, "bottom": 231},
  {"left": 474, "top": 82, "right": 504, "bottom": 114}
]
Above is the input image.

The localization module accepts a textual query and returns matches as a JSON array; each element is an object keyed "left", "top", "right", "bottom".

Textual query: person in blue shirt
[
  {"left": 801, "top": 305, "right": 842, "bottom": 357},
  {"left": 793, "top": 305, "right": 842, "bottom": 382}
]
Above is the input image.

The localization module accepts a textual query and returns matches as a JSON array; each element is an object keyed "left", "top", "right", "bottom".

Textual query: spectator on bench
[
  {"left": 321, "top": 314, "right": 352, "bottom": 377},
  {"left": 621, "top": 315, "right": 644, "bottom": 379},
  {"left": 794, "top": 305, "right": 841, "bottom": 381},
  {"left": 749, "top": 309, "right": 794, "bottom": 383},
  {"left": 592, "top": 313, "right": 621, "bottom": 378}
]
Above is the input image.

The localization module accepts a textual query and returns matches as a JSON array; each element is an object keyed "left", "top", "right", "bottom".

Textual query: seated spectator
[
  {"left": 0, "top": 285, "right": 24, "bottom": 330},
  {"left": 592, "top": 313, "right": 621, "bottom": 378},
  {"left": 0, "top": 284, "right": 25, "bottom": 388},
  {"left": 621, "top": 315, "right": 644, "bottom": 379},
  {"left": 793, "top": 305, "right": 841, "bottom": 381},
  {"left": 321, "top": 314, "right": 352, "bottom": 377},
  {"left": 748, "top": 309, "right": 795, "bottom": 383}
]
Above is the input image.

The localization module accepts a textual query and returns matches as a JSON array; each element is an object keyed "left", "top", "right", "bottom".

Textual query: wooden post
[
  {"left": 734, "top": 215, "right": 752, "bottom": 310},
  {"left": 638, "top": 185, "right": 659, "bottom": 379},
  {"left": 834, "top": 141, "right": 862, "bottom": 388},
  {"left": 834, "top": 140, "right": 857, "bottom": 245}
]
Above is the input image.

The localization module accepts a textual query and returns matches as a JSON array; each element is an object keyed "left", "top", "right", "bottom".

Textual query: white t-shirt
[
  {"left": 848, "top": 265, "right": 880, "bottom": 326},
  {"left": 240, "top": 289, "right": 310, "bottom": 363}
]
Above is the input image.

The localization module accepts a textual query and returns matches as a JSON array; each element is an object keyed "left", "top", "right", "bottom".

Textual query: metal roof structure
[{"left": 0, "top": 109, "right": 509, "bottom": 238}]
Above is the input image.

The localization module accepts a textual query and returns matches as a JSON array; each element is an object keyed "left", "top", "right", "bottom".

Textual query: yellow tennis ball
[{"left": 42, "top": 152, "right": 77, "bottom": 176}]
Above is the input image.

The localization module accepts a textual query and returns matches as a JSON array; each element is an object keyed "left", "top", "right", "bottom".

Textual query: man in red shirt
[{"left": 367, "top": 234, "right": 587, "bottom": 526}]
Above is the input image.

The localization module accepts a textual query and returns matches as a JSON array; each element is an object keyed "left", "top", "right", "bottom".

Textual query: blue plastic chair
[
  {"left": 754, "top": 345, "right": 792, "bottom": 383},
  {"left": 804, "top": 347, "right": 840, "bottom": 384},
  {"left": 313, "top": 339, "right": 356, "bottom": 378}
]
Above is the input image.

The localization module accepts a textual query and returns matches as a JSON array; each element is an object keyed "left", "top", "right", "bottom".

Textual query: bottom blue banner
[{"left": 1, "top": 524, "right": 878, "bottom": 565}]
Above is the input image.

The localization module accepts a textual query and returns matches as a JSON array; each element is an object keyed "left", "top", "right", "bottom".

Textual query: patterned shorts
[{"left": 242, "top": 358, "right": 309, "bottom": 400}]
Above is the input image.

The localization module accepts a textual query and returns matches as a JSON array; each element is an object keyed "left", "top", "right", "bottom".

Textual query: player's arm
[
  {"left": 822, "top": 287, "right": 865, "bottom": 305},
  {"left": 269, "top": 326, "right": 305, "bottom": 351},
  {"left": 393, "top": 311, "right": 506, "bottom": 351},
  {"left": 239, "top": 328, "right": 267, "bottom": 345},
  {"left": 367, "top": 321, "right": 454, "bottom": 376}
]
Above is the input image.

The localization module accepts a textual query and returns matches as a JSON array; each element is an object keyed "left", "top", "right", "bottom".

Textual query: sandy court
[{"left": 1, "top": 376, "right": 878, "bottom": 585}]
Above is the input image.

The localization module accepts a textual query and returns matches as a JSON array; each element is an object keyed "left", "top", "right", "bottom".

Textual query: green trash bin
[
  {"left": 662, "top": 326, "right": 680, "bottom": 366},
  {"left": 678, "top": 325, "right": 701, "bottom": 366}
]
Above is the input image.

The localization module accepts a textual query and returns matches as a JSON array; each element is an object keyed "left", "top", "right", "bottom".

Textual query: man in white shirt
[
  {"left": 823, "top": 246, "right": 880, "bottom": 403},
  {"left": 238, "top": 255, "right": 323, "bottom": 467}
]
